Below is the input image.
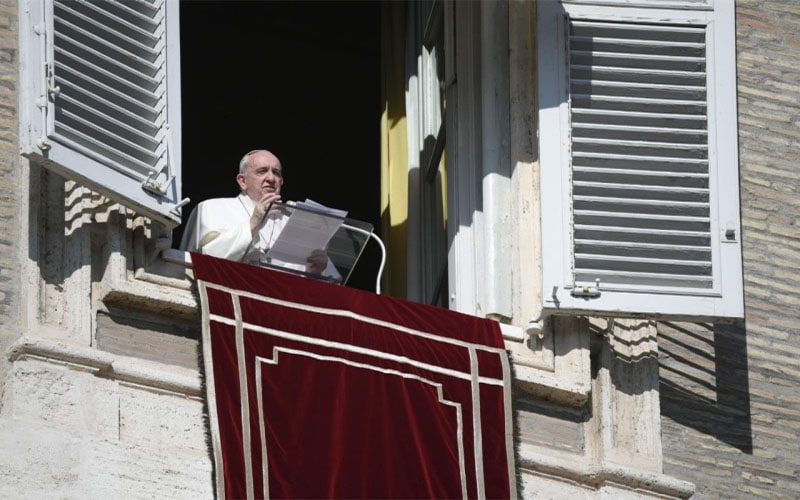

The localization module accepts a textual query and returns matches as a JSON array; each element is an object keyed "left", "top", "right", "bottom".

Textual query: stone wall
[
  {"left": 659, "top": 1, "right": 800, "bottom": 497},
  {"left": 0, "top": 1, "right": 213, "bottom": 495}
]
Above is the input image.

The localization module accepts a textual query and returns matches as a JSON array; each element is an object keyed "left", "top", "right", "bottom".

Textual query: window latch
[
  {"left": 142, "top": 170, "right": 174, "bottom": 197},
  {"left": 570, "top": 279, "right": 601, "bottom": 298}
]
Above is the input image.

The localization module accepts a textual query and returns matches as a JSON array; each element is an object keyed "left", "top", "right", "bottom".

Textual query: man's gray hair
[
  {"left": 239, "top": 149, "right": 263, "bottom": 174},
  {"left": 238, "top": 149, "right": 282, "bottom": 175}
]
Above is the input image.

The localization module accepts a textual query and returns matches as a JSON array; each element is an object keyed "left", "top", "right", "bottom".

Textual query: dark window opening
[{"left": 177, "top": 0, "right": 382, "bottom": 292}]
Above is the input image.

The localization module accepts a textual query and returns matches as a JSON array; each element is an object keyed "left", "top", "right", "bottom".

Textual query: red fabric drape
[{"left": 193, "top": 253, "right": 515, "bottom": 499}]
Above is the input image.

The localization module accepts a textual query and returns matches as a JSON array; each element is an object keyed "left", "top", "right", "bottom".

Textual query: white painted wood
[
  {"left": 480, "top": 0, "right": 513, "bottom": 321},
  {"left": 538, "top": 0, "right": 742, "bottom": 319},
  {"left": 404, "top": 1, "right": 445, "bottom": 305},
  {"left": 19, "top": 0, "right": 184, "bottom": 229},
  {"left": 447, "top": 1, "right": 480, "bottom": 316}
]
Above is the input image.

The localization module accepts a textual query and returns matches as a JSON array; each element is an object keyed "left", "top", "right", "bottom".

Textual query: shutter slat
[
  {"left": 573, "top": 153, "right": 708, "bottom": 174},
  {"left": 575, "top": 239, "right": 710, "bottom": 253},
  {"left": 572, "top": 138, "right": 707, "bottom": 160},
  {"left": 572, "top": 108, "right": 706, "bottom": 129},
  {"left": 572, "top": 95, "right": 706, "bottom": 108},
  {"left": 572, "top": 81, "right": 705, "bottom": 102},
  {"left": 573, "top": 181, "right": 708, "bottom": 195},
  {"left": 572, "top": 65, "right": 705, "bottom": 86},
  {"left": 574, "top": 211, "right": 710, "bottom": 235},
  {"left": 575, "top": 254, "right": 711, "bottom": 279},
  {"left": 575, "top": 253, "right": 710, "bottom": 267},
  {"left": 572, "top": 20, "right": 706, "bottom": 38},
  {"left": 574, "top": 166, "right": 708, "bottom": 180},
  {"left": 575, "top": 240, "right": 711, "bottom": 263},
  {"left": 574, "top": 209, "right": 710, "bottom": 223},
  {"left": 571, "top": 34, "right": 704, "bottom": 50},
  {"left": 573, "top": 192, "right": 708, "bottom": 209},
  {"left": 571, "top": 95, "right": 706, "bottom": 115},
  {"left": 573, "top": 269, "right": 713, "bottom": 289},
  {"left": 574, "top": 125, "right": 707, "bottom": 144},
  {"left": 574, "top": 224, "right": 710, "bottom": 240},
  {"left": 570, "top": 50, "right": 704, "bottom": 64}
]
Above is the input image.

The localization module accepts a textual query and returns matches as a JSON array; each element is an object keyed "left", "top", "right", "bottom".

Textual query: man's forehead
[{"left": 250, "top": 153, "right": 281, "bottom": 170}]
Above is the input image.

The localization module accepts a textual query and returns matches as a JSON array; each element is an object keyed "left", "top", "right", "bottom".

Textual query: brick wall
[
  {"left": 659, "top": 1, "right": 800, "bottom": 497},
  {"left": 0, "top": 0, "right": 19, "bottom": 388}
]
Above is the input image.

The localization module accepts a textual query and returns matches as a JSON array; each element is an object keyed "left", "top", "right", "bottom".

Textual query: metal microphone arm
[{"left": 340, "top": 222, "right": 386, "bottom": 295}]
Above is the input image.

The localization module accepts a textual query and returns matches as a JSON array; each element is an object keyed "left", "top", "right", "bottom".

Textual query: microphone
[{"left": 240, "top": 201, "right": 274, "bottom": 263}]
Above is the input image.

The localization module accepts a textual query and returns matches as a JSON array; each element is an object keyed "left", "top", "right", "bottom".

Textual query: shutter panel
[
  {"left": 570, "top": 20, "right": 713, "bottom": 290},
  {"left": 20, "top": 0, "right": 184, "bottom": 229},
  {"left": 538, "top": 2, "right": 743, "bottom": 319}
]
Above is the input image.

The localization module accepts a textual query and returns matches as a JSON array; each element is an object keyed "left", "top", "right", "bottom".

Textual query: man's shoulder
[
  {"left": 194, "top": 196, "right": 248, "bottom": 225},
  {"left": 196, "top": 196, "right": 244, "bottom": 212},
  {"left": 198, "top": 196, "right": 240, "bottom": 207}
]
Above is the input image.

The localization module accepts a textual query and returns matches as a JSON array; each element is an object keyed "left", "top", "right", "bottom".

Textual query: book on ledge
[{"left": 263, "top": 200, "right": 373, "bottom": 286}]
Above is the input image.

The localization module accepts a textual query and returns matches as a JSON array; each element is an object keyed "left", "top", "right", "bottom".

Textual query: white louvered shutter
[
  {"left": 20, "top": 0, "right": 184, "bottom": 229},
  {"left": 538, "top": 1, "right": 743, "bottom": 319}
]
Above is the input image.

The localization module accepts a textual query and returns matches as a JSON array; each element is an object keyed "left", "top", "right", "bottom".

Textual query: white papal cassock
[{"left": 180, "top": 193, "right": 338, "bottom": 279}]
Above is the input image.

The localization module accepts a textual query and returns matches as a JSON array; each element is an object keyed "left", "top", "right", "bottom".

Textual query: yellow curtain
[{"left": 380, "top": 2, "right": 408, "bottom": 298}]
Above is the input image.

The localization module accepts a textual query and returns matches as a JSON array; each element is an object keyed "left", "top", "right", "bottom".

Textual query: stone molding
[
  {"left": 6, "top": 336, "right": 202, "bottom": 397},
  {"left": 518, "top": 446, "right": 696, "bottom": 499}
]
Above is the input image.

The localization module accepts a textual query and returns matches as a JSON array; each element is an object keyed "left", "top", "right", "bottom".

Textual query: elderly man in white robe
[{"left": 180, "top": 149, "right": 336, "bottom": 278}]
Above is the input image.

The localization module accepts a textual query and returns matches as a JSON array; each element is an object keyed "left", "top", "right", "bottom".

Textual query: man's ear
[{"left": 236, "top": 174, "right": 247, "bottom": 191}]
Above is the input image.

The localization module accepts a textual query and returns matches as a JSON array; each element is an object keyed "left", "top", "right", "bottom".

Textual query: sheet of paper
[
  {"left": 266, "top": 200, "right": 347, "bottom": 266},
  {"left": 294, "top": 199, "right": 348, "bottom": 219}
]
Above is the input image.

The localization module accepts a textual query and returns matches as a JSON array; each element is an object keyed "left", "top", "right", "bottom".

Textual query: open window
[
  {"left": 19, "top": 0, "right": 184, "bottom": 229},
  {"left": 537, "top": 0, "right": 743, "bottom": 320},
  {"left": 176, "top": 1, "right": 382, "bottom": 292},
  {"left": 19, "top": 0, "right": 384, "bottom": 292}
]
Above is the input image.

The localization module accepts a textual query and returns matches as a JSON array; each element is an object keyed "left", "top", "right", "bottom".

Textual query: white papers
[
  {"left": 266, "top": 199, "right": 348, "bottom": 266},
  {"left": 294, "top": 199, "right": 348, "bottom": 219}
]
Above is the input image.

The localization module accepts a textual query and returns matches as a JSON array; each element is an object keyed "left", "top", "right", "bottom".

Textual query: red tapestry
[{"left": 192, "top": 253, "right": 516, "bottom": 499}]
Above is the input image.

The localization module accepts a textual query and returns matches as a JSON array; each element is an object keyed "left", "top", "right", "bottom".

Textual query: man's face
[{"left": 237, "top": 151, "right": 283, "bottom": 201}]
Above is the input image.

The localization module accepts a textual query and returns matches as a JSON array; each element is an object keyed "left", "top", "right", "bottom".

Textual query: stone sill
[
  {"left": 106, "top": 250, "right": 592, "bottom": 406},
  {"left": 7, "top": 336, "right": 203, "bottom": 398},
  {"left": 517, "top": 445, "right": 696, "bottom": 499}
]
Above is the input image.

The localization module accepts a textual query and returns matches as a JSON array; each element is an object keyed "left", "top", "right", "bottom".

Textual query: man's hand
[
  {"left": 250, "top": 192, "right": 282, "bottom": 234},
  {"left": 306, "top": 249, "right": 329, "bottom": 275}
]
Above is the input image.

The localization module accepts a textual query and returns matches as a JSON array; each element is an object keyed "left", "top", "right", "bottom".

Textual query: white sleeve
[
  {"left": 200, "top": 223, "right": 255, "bottom": 261},
  {"left": 181, "top": 199, "right": 257, "bottom": 262}
]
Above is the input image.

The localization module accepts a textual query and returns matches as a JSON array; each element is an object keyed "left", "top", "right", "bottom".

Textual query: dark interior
[{"left": 177, "top": 0, "right": 383, "bottom": 292}]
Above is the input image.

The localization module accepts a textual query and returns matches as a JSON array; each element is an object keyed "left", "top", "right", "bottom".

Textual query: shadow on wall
[{"left": 658, "top": 321, "right": 752, "bottom": 453}]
